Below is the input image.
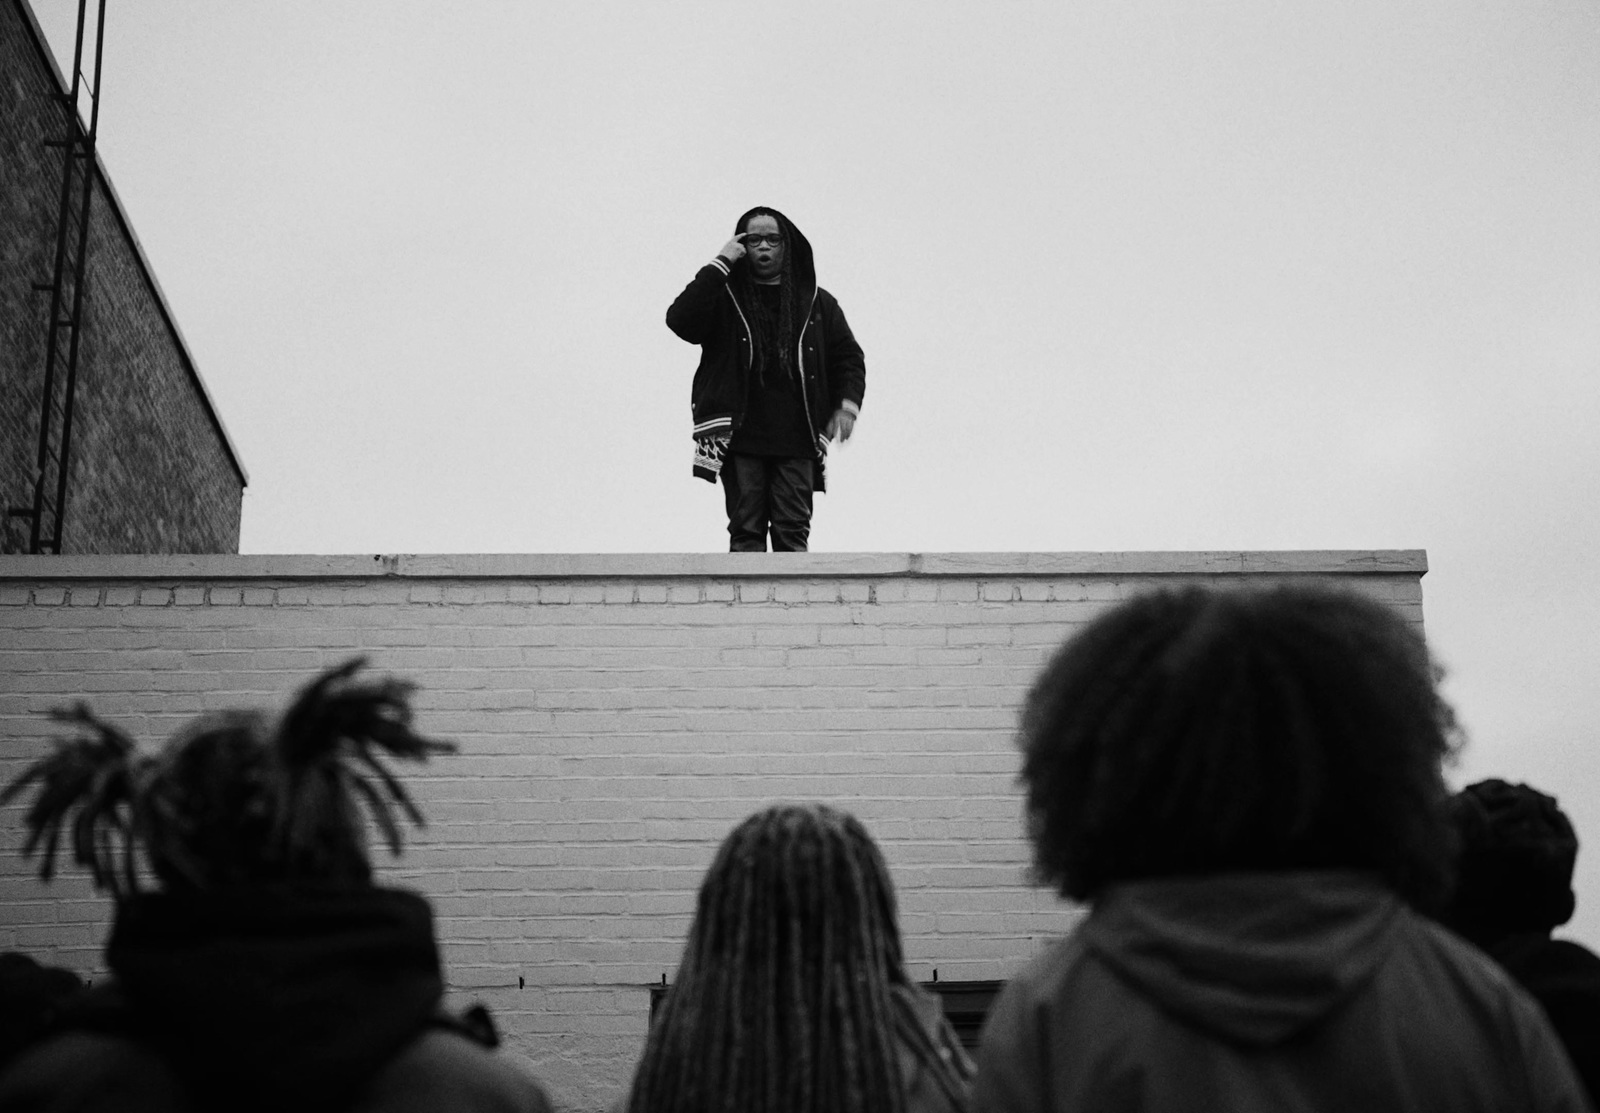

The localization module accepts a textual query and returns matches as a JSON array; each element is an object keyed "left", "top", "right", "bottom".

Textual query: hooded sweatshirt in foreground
[
  {"left": 974, "top": 872, "right": 1591, "bottom": 1113},
  {"left": 0, "top": 886, "right": 552, "bottom": 1113}
]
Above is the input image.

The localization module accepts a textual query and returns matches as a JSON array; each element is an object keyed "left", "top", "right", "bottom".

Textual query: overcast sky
[{"left": 29, "top": 0, "right": 1600, "bottom": 944}]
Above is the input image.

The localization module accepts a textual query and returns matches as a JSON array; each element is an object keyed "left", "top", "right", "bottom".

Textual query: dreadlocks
[
  {"left": 734, "top": 207, "right": 799, "bottom": 387},
  {"left": 630, "top": 804, "right": 956, "bottom": 1113},
  {"left": 1, "top": 657, "right": 455, "bottom": 898}
]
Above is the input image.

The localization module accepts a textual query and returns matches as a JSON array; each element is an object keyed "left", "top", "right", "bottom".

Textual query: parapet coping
[{"left": 0, "top": 550, "right": 1427, "bottom": 581}]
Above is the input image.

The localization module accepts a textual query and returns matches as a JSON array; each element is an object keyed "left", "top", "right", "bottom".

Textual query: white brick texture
[{"left": 0, "top": 551, "right": 1426, "bottom": 1111}]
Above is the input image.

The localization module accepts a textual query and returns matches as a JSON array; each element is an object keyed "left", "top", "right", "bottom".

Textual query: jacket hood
[
  {"left": 733, "top": 206, "right": 817, "bottom": 300},
  {"left": 1083, "top": 871, "right": 1403, "bottom": 1047},
  {"left": 100, "top": 884, "right": 443, "bottom": 1111}
]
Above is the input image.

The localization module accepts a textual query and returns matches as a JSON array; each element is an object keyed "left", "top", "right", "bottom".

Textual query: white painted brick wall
[{"left": 0, "top": 551, "right": 1426, "bottom": 1111}]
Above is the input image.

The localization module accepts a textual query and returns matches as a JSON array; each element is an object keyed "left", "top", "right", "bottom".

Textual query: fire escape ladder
[{"left": 7, "top": 0, "right": 108, "bottom": 554}]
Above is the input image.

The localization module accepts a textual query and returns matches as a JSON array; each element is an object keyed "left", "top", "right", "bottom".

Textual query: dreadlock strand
[
  {"left": 783, "top": 832, "right": 816, "bottom": 1113},
  {"left": 347, "top": 747, "right": 420, "bottom": 827},
  {"left": 35, "top": 819, "right": 63, "bottom": 883},
  {"left": 267, "top": 658, "right": 453, "bottom": 878},
  {"left": 833, "top": 829, "right": 901, "bottom": 1113},
  {"left": 119, "top": 805, "right": 141, "bottom": 897},
  {"left": 748, "top": 814, "right": 778, "bottom": 1113},
  {"left": 6, "top": 708, "right": 145, "bottom": 895},
  {"left": 833, "top": 962, "right": 866, "bottom": 1113},
  {"left": 272, "top": 656, "right": 368, "bottom": 765},
  {"left": 759, "top": 820, "right": 790, "bottom": 1113},
  {"left": 347, "top": 771, "right": 406, "bottom": 857}
]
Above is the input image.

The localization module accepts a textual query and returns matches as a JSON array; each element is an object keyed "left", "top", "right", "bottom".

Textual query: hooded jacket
[
  {"left": 0, "top": 885, "right": 552, "bottom": 1113},
  {"left": 973, "top": 872, "right": 1591, "bottom": 1113},
  {"left": 666, "top": 207, "right": 865, "bottom": 489}
]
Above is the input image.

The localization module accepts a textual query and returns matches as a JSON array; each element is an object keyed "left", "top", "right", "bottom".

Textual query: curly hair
[
  {"left": 2, "top": 658, "right": 455, "bottom": 898},
  {"left": 628, "top": 803, "right": 965, "bottom": 1113},
  {"left": 1018, "top": 583, "right": 1460, "bottom": 908},
  {"left": 1441, "top": 779, "right": 1578, "bottom": 943}
]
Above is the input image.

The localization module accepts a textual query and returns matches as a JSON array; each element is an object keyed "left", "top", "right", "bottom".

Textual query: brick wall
[
  {"left": 0, "top": 550, "right": 1426, "bottom": 1110},
  {"left": 0, "top": 0, "right": 245, "bottom": 555}
]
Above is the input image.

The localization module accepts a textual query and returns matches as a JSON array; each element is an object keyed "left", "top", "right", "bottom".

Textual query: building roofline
[
  {"left": 0, "top": 550, "right": 1429, "bottom": 581},
  {"left": 13, "top": 0, "right": 249, "bottom": 487}
]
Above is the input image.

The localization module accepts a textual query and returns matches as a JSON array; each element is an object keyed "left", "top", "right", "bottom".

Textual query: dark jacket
[
  {"left": 666, "top": 207, "right": 865, "bottom": 489},
  {"left": 0, "top": 885, "right": 552, "bottom": 1113},
  {"left": 1481, "top": 932, "right": 1600, "bottom": 1107},
  {"left": 973, "top": 872, "right": 1591, "bottom": 1113}
]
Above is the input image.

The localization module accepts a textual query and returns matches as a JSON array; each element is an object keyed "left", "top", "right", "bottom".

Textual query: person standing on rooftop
[{"left": 668, "top": 207, "right": 865, "bottom": 552}]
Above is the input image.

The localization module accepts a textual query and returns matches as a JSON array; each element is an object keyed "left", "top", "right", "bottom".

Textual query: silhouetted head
[
  {"left": 1441, "top": 778, "right": 1578, "bottom": 946},
  {"left": 1019, "top": 583, "right": 1460, "bottom": 907},
  {"left": 3, "top": 658, "right": 455, "bottom": 897}
]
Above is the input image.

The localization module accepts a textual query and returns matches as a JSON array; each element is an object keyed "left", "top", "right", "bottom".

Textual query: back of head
[
  {"left": 3, "top": 658, "right": 455, "bottom": 897},
  {"left": 1442, "top": 778, "right": 1577, "bottom": 945},
  {"left": 0, "top": 663, "right": 477, "bottom": 1113},
  {"left": 628, "top": 803, "right": 909, "bottom": 1113},
  {"left": 1018, "top": 583, "right": 1459, "bottom": 906}
]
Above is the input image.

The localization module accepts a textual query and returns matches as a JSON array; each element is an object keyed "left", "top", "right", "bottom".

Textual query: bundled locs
[
  {"left": 2, "top": 658, "right": 455, "bottom": 898},
  {"left": 629, "top": 804, "right": 921, "bottom": 1113}
]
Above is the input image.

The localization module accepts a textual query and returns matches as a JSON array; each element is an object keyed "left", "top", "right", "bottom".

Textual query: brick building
[
  {"left": 1, "top": 0, "right": 245, "bottom": 555},
  {"left": 0, "top": 549, "right": 1427, "bottom": 1111}
]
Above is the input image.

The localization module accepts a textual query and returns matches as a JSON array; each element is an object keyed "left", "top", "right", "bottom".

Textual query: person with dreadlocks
[
  {"left": 626, "top": 803, "right": 972, "bottom": 1113},
  {"left": 974, "top": 585, "right": 1590, "bottom": 1113},
  {"left": 0, "top": 658, "right": 553, "bottom": 1113},
  {"left": 667, "top": 206, "right": 866, "bottom": 552}
]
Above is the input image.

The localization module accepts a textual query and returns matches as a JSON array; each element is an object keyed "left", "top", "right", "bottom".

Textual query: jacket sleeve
[
  {"left": 666, "top": 260, "right": 733, "bottom": 345},
  {"left": 821, "top": 293, "right": 865, "bottom": 413}
]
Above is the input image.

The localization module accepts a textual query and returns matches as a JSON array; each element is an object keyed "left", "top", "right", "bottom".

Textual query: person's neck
[{"left": 754, "top": 276, "right": 781, "bottom": 286}]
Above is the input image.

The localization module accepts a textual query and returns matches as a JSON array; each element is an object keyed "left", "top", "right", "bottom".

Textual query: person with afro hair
[
  {"left": 974, "top": 583, "right": 1588, "bottom": 1113},
  {"left": 0, "top": 658, "right": 552, "bottom": 1113}
]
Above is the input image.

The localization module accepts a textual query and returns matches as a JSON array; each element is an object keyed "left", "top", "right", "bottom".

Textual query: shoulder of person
[
  {"left": 355, "top": 1029, "right": 554, "bottom": 1113},
  {"left": 1545, "top": 937, "right": 1600, "bottom": 975},
  {"left": 0, "top": 1031, "right": 191, "bottom": 1113},
  {"left": 1001, "top": 925, "right": 1096, "bottom": 1008}
]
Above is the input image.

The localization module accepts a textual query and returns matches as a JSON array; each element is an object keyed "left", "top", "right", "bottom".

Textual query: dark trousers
[{"left": 721, "top": 454, "right": 814, "bottom": 552}]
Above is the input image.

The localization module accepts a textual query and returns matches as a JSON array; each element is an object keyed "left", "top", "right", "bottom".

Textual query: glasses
[{"left": 741, "top": 233, "right": 785, "bottom": 248}]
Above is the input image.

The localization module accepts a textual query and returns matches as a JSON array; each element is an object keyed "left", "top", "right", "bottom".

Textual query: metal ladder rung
[{"left": 13, "top": 0, "right": 106, "bottom": 556}]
